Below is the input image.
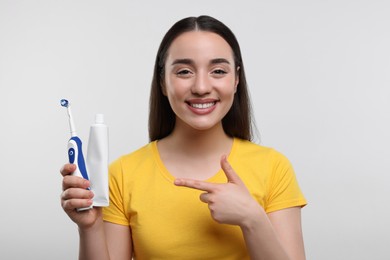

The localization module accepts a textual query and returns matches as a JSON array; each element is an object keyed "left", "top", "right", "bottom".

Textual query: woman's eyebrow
[
  {"left": 171, "top": 58, "right": 193, "bottom": 66},
  {"left": 210, "top": 58, "right": 230, "bottom": 65},
  {"left": 171, "top": 58, "right": 231, "bottom": 66}
]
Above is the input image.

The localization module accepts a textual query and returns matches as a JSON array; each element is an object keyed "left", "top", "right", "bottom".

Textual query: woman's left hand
[{"left": 174, "top": 155, "right": 262, "bottom": 227}]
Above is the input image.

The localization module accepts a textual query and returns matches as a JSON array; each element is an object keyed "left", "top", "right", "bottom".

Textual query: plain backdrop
[{"left": 1, "top": 0, "right": 389, "bottom": 259}]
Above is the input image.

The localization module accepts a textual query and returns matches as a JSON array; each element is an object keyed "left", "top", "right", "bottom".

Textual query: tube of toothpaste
[{"left": 86, "top": 114, "right": 109, "bottom": 207}]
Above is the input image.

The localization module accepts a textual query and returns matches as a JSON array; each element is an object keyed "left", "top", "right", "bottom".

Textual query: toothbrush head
[
  {"left": 60, "top": 99, "right": 69, "bottom": 108},
  {"left": 61, "top": 99, "right": 77, "bottom": 136}
]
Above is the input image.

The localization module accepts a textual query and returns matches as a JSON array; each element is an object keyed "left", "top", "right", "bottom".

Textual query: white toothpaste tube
[{"left": 87, "top": 114, "right": 109, "bottom": 207}]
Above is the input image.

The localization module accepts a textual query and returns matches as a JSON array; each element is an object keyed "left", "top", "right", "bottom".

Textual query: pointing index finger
[
  {"left": 220, "top": 155, "right": 242, "bottom": 184},
  {"left": 174, "top": 178, "right": 217, "bottom": 192}
]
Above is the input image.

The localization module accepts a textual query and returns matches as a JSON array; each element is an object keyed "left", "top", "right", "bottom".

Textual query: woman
[{"left": 61, "top": 15, "right": 307, "bottom": 260}]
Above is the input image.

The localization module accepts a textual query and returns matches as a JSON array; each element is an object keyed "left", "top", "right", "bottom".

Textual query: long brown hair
[{"left": 148, "top": 15, "right": 254, "bottom": 142}]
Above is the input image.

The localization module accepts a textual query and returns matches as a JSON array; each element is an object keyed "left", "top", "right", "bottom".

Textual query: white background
[{"left": 1, "top": 0, "right": 389, "bottom": 259}]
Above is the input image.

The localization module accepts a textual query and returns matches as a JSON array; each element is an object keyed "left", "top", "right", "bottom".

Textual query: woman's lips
[
  {"left": 189, "top": 102, "right": 216, "bottom": 109},
  {"left": 186, "top": 99, "right": 218, "bottom": 115}
]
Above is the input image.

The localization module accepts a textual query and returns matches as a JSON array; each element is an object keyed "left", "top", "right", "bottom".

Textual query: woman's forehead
[{"left": 166, "top": 31, "right": 234, "bottom": 64}]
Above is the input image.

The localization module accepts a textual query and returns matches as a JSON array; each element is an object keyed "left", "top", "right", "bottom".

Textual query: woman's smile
[{"left": 186, "top": 98, "right": 219, "bottom": 115}]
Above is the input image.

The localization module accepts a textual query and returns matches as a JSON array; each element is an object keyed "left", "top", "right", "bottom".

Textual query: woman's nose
[{"left": 191, "top": 72, "right": 211, "bottom": 95}]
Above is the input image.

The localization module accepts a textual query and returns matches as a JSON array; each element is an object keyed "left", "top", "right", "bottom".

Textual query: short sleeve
[
  {"left": 102, "top": 158, "right": 130, "bottom": 226},
  {"left": 265, "top": 150, "right": 307, "bottom": 213}
]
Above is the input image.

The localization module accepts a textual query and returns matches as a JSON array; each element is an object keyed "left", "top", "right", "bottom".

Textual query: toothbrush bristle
[{"left": 60, "top": 99, "right": 69, "bottom": 107}]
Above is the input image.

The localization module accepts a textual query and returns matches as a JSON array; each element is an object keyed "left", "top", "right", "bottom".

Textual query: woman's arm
[
  {"left": 78, "top": 217, "right": 132, "bottom": 260},
  {"left": 104, "top": 222, "right": 133, "bottom": 260},
  {"left": 78, "top": 214, "right": 109, "bottom": 260},
  {"left": 61, "top": 164, "right": 132, "bottom": 260},
  {"left": 174, "top": 156, "right": 305, "bottom": 260},
  {"left": 240, "top": 206, "right": 305, "bottom": 260},
  {"left": 268, "top": 207, "right": 305, "bottom": 260}
]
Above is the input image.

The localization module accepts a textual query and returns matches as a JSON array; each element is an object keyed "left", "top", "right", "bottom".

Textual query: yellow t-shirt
[{"left": 103, "top": 138, "right": 307, "bottom": 260}]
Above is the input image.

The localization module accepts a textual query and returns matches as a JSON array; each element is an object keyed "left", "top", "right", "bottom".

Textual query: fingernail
[{"left": 69, "top": 164, "right": 76, "bottom": 170}]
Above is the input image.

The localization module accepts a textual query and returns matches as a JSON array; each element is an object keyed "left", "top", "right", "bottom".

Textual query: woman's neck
[
  {"left": 159, "top": 121, "right": 233, "bottom": 159},
  {"left": 156, "top": 121, "right": 234, "bottom": 180}
]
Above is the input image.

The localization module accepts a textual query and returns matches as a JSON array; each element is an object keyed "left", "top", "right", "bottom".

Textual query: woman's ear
[
  {"left": 160, "top": 79, "right": 167, "bottom": 96},
  {"left": 235, "top": 66, "right": 240, "bottom": 93}
]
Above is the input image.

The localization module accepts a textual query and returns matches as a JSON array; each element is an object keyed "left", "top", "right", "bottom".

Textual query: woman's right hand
[{"left": 60, "top": 164, "right": 101, "bottom": 229}]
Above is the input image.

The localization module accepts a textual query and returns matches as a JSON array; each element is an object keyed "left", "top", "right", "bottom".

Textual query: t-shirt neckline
[{"left": 151, "top": 137, "right": 239, "bottom": 183}]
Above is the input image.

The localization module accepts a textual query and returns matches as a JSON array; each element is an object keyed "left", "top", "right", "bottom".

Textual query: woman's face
[{"left": 164, "top": 31, "right": 238, "bottom": 132}]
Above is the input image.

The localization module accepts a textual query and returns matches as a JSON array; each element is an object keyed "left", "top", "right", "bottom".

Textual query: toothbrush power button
[{"left": 68, "top": 148, "right": 75, "bottom": 164}]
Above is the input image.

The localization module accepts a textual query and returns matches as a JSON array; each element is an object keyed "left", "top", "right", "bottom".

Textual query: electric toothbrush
[{"left": 60, "top": 99, "right": 92, "bottom": 211}]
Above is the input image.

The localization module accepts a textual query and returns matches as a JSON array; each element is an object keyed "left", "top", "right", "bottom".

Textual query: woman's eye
[
  {"left": 212, "top": 69, "right": 227, "bottom": 75},
  {"left": 176, "top": 69, "right": 192, "bottom": 76}
]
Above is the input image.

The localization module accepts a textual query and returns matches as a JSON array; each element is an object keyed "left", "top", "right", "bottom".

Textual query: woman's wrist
[
  {"left": 79, "top": 218, "right": 103, "bottom": 234},
  {"left": 78, "top": 209, "right": 104, "bottom": 235},
  {"left": 78, "top": 216, "right": 110, "bottom": 260},
  {"left": 239, "top": 201, "right": 267, "bottom": 231}
]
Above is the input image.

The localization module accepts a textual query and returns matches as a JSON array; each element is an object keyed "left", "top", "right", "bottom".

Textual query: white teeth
[{"left": 191, "top": 102, "right": 215, "bottom": 109}]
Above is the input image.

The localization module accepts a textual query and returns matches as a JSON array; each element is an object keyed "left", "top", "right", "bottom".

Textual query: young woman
[{"left": 60, "top": 15, "right": 307, "bottom": 260}]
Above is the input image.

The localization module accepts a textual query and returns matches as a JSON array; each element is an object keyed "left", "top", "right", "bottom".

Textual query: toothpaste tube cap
[{"left": 95, "top": 114, "right": 104, "bottom": 124}]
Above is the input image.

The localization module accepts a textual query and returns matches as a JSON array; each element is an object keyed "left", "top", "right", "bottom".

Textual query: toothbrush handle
[
  {"left": 68, "top": 137, "right": 92, "bottom": 211},
  {"left": 68, "top": 137, "right": 89, "bottom": 180}
]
